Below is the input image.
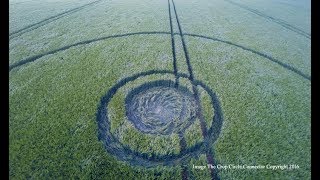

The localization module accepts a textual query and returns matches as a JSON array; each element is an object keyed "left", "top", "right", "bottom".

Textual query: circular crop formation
[
  {"left": 126, "top": 80, "right": 197, "bottom": 135},
  {"left": 96, "top": 70, "right": 223, "bottom": 167}
]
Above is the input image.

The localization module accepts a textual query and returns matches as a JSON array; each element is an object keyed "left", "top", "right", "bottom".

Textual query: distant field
[{"left": 9, "top": 0, "right": 310, "bottom": 179}]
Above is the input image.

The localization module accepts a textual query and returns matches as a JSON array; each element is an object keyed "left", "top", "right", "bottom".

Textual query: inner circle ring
[{"left": 96, "top": 70, "right": 223, "bottom": 167}]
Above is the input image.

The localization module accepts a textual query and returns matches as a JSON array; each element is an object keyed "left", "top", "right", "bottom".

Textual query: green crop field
[{"left": 9, "top": 0, "right": 311, "bottom": 179}]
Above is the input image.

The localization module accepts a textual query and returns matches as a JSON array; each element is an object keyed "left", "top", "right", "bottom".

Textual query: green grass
[
  {"left": 184, "top": 118, "right": 203, "bottom": 149},
  {"left": 187, "top": 36, "right": 310, "bottom": 179},
  {"left": 9, "top": 0, "right": 310, "bottom": 179}
]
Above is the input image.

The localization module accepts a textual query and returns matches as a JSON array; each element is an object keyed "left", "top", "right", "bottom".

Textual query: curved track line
[
  {"left": 9, "top": 0, "right": 104, "bottom": 40},
  {"left": 9, "top": 31, "right": 170, "bottom": 71},
  {"left": 184, "top": 33, "right": 310, "bottom": 81},
  {"left": 225, "top": 0, "right": 310, "bottom": 39},
  {"left": 9, "top": 32, "right": 310, "bottom": 82}
]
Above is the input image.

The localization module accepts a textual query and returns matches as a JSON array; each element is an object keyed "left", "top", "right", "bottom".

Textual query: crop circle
[
  {"left": 125, "top": 80, "right": 197, "bottom": 135},
  {"left": 96, "top": 70, "right": 223, "bottom": 167}
]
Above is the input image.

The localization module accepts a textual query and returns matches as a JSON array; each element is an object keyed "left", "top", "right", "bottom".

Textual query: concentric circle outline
[{"left": 96, "top": 70, "right": 223, "bottom": 167}]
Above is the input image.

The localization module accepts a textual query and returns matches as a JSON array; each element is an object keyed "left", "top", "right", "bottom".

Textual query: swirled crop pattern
[{"left": 126, "top": 82, "right": 197, "bottom": 135}]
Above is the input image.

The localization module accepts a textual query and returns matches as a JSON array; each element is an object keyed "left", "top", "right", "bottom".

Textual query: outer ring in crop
[{"left": 96, "top": 70, "right": 223, "bottom": 167}]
